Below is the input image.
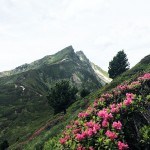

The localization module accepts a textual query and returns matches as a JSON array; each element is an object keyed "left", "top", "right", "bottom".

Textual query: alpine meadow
[{"left": 0, "top": 0, "right": 150, "bottom": 150}]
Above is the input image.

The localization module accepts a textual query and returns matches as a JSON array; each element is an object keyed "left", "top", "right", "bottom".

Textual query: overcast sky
[{"left": 0, "top": 0, "right": 150, "bottom": 72}]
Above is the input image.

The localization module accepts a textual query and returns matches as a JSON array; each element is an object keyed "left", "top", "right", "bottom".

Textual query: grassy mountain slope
[
  {"left": 58, "top": 74, "right": 150, "bottom": 150},
  {"left": 17, "top": 55, "right": 150, "bottom": 150},
  {"left": 0, "top": 46, "right": 111, "bottom": 148}
]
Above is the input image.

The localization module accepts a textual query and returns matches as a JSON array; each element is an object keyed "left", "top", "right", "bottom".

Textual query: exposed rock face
[{"left": 76, "top": 50, "right": 112, "bottom": 86}]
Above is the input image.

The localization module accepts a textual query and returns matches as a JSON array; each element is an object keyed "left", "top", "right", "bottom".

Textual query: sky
[{"left": 0, "top": 0, "right": 150, "bottom": 72}]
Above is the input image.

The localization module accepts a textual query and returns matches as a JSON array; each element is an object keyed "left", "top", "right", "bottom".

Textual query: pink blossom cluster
[
  {"left": 123, "top": 93, "right": 135, "bottom": 106},
  {"left": 60, "top": 73, "right": 150, "bottom": 150},
  {"left": 77, "top": 145, "right": 94, "bottom": 150},
  {"left": 112, "top": 121, "right": 122, "bottom": 130},
  {"left": 74, "top": 120, "right": 79, "bottom": 125},
  {"left": 72, "top": 128, "right": 81, "bottom": 134},
  {"left": 113, "top": 89, "right": 121, "bottom": 96},
  {"left": 138, "top": 73, "right": 150, "bottom": 81},
  {"left": 99, "top": 97, "right": 105, "bottom": 102},
  {"left": 75, "top": 121, "right": 100, "bottom": 141},
  {"left": 59, "top": 135, "right": 70, "bottom": 145},
  {"left": 110, "top": 104, "right": 120, "bottom": 113},
  {"left": 101, "top": 93, "right": 113, "bottom": 99},
  {"left": 97, "top": 109, "right": 113, "bottom": 120},
  {"left": 77, "top": 145, "right": 86, "bottom": 150},
  {"left": 78, "top": 107, "right": 96, "bottom": 118},
  {"left": 128, "top": 81, "right": 141, "bottom": 89},
  {"left": 97, "top": 109, "right": 114, "bottom": 128},
  {"left": 113, "top": 73, "right": 150, "bottom": 97},
  {"left": 93, "top": 100, "right": 98, "bottom": 107},
  {"left": 105, "top": 130, "right": 118, "bottom": 140},
  {"left": 86, "top": 107, "right": 96, "bottom": 115},
  {"left": 78, "top": 112, "right": 89, "bottom": 118},
  {"left": 118, "top": 141, "right": 129, "bottom": 150},
  {"left": 66, "top": 125, "right": 72, "bottom": 129},
  {"left": 116, "top": 84, "right": 128, "bottom": 91}
]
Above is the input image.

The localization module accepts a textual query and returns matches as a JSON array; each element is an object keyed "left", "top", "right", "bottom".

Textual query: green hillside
[
  {"left": 14, "top": 55, "right": 150, "bottom": 150},
  {"left": 58, "top": 73, "right": 150, "bottom": 150},
  {"left": 0, "top": 46, "right": 111, "bottom": 149}
]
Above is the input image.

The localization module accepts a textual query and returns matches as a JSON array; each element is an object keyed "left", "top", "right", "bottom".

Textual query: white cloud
[{"left": 0, "top": 0, "right": 150, "bottom": 71}]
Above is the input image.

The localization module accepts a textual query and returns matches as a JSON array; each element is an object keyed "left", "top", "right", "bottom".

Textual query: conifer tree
[
  {"left": 108, "top": 50, "right": 130, "bottom": 79},
  {"left": 47, "top": 80, "right": 78, "bottom": 114}
]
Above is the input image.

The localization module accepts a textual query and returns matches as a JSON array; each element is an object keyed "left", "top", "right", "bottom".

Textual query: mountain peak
[
  {"left": 76, "top": 50, "right": 89, "bottom": 62},
  {"left": 76, "top": 50, "right": 84, "bottom": 54},
  {"left": 58, "top": 45, "right": 74, "bottom": 54}
]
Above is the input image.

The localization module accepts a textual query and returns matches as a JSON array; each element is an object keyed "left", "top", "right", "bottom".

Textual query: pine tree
[
  {"left": 80, "top": 89, "right": 90, "bottom": 98},
  {"left": 108, "top": 50, "right": 130, "bottom": 79},
  {"left": 47, "top": 80, "right": 78, "bottom": 114}
]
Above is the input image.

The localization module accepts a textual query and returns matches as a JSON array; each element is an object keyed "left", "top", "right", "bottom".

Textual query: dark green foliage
[
  {"left": 80, "top": 89, "right": 90, "bottom": 98},
  {"left": 47, "top": 80, "right": 78, "bottom": 114},
  {"left": 140, "top": 125, "right": 150, "bottom": 148},
  {"left": 108, "top": 50, "right": 130, "bottom": 79},
  {"left": 0, "top": 140, "right": 9, "bottom": 150}
]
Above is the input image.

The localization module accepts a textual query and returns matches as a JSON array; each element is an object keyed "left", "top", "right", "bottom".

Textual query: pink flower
[
  {"left": 84, "top": 121, "right": 101, "bottom": 136},
  {"left": 97, "top": 110, "right": 113, "bottom": 120},
  {"left": 93, "top": 123, "right": 100, "bottom": 131},
  {"left": 102, "top": 93, "right": 113, "bottom": 99},
  {"left": 123, "top": 98, "right": 132, "bottom": 106},
  {"left": 138, "top": 73, "right": 150, "bottom": 81},
  {"left": 110, "top": 104, "right": 116, "bottom": 108},
  {"left": 93, "top": 101, "right": 98, "bottom": 107},
  {"left": 108, "top": 113, "right": 113, "bottom": 119},
  {"left": 117, "top": 84, "right": 128, "bottom": 91},
  {"left": 129, "top": 81, "right": 141, "bottom": 89},
  {"left": 78, "top": 112, "right": 89, "bottom": 118},
  {"left": 97, "top": 110, "right": 107, "bottom": 118},
  {"left": 86, "top": 128, "right": 93, "bottom": 137},
  {"left": 126, "top": 93, "right": 134, "bottom": 99},
  {"left": 66, "top": 125, "right": 71, "bottom": 129},
  {"left": 117, "top": 102, "right": 123, "bottom": 108},
  {"left": 105, "top": 130, "right": 117, "bottom": 140},
  {"left": 89, "top": 146, "right": 94, "bottom": 150},
  {"left": 75, "top": 133, "right": 86, "bottom": 141},
  {"left": 74, "top": 120, "right": 79, "bottom": 125},
  {"left": 82, "top": 132, "right": 88, "bottom": 138},
  {"left": 99, "top": 97, "right": 105, "bottom": 102},
  {"left": 87, "top": 106, "right": 96, "bottom": 113},
  {"left": 123, "top": 93, "right": 134, "bottom": 106},
  {"left": 78, "top": 112, "right": 83, "bottom": 118},
  {"left": 65, "top": 135, "right": 70, "bottom": 140},
  {"left": 59, "top": 138, "right": 67, "bottom": 145},
  {"left": 86, "top": 121, "right": 100, "bottom": 130},
  {"left": 102, "top": 120, "right": 109, "bottom": 127},
  {"left": 59, "top": 134, "right": 70, "bottom": 145},
  {"left": 112, "top": 121, "right": 122, "bottom": 130},
  {"left": 77, "top": 145, "right": 86, "bottom": 150},
  {"left": 110, "top": 104, "right": 119, "bottom": 113},
  {"left": 118, "top": 141, "right": 129, "bottom": 150},
  {"left": 113, "top": 89, "right": 121, "bottom": 96},
  {"left": 84, "top": 129, "right": 91, "bottom": 137},
  {"left": 72, "top": 128, "right": 81, "bottom": 134},
  {"left": 92, "top": 123, "right": 100, "bottom": 133},
  {"left": 86, "top": 121, "right": 95, "bottom": 128}
]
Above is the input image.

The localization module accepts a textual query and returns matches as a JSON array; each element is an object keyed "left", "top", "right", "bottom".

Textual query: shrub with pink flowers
[{"left": 59, "top": 73, "right": 150, "bottom": 150}]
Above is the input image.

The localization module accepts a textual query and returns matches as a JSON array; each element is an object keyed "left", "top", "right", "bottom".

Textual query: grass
[
  {"left": 21, "top": 55, "right": 150, "bottom": 150},
  {"left": 1, "top": 53, "right": 149, "bottom": 149}
]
